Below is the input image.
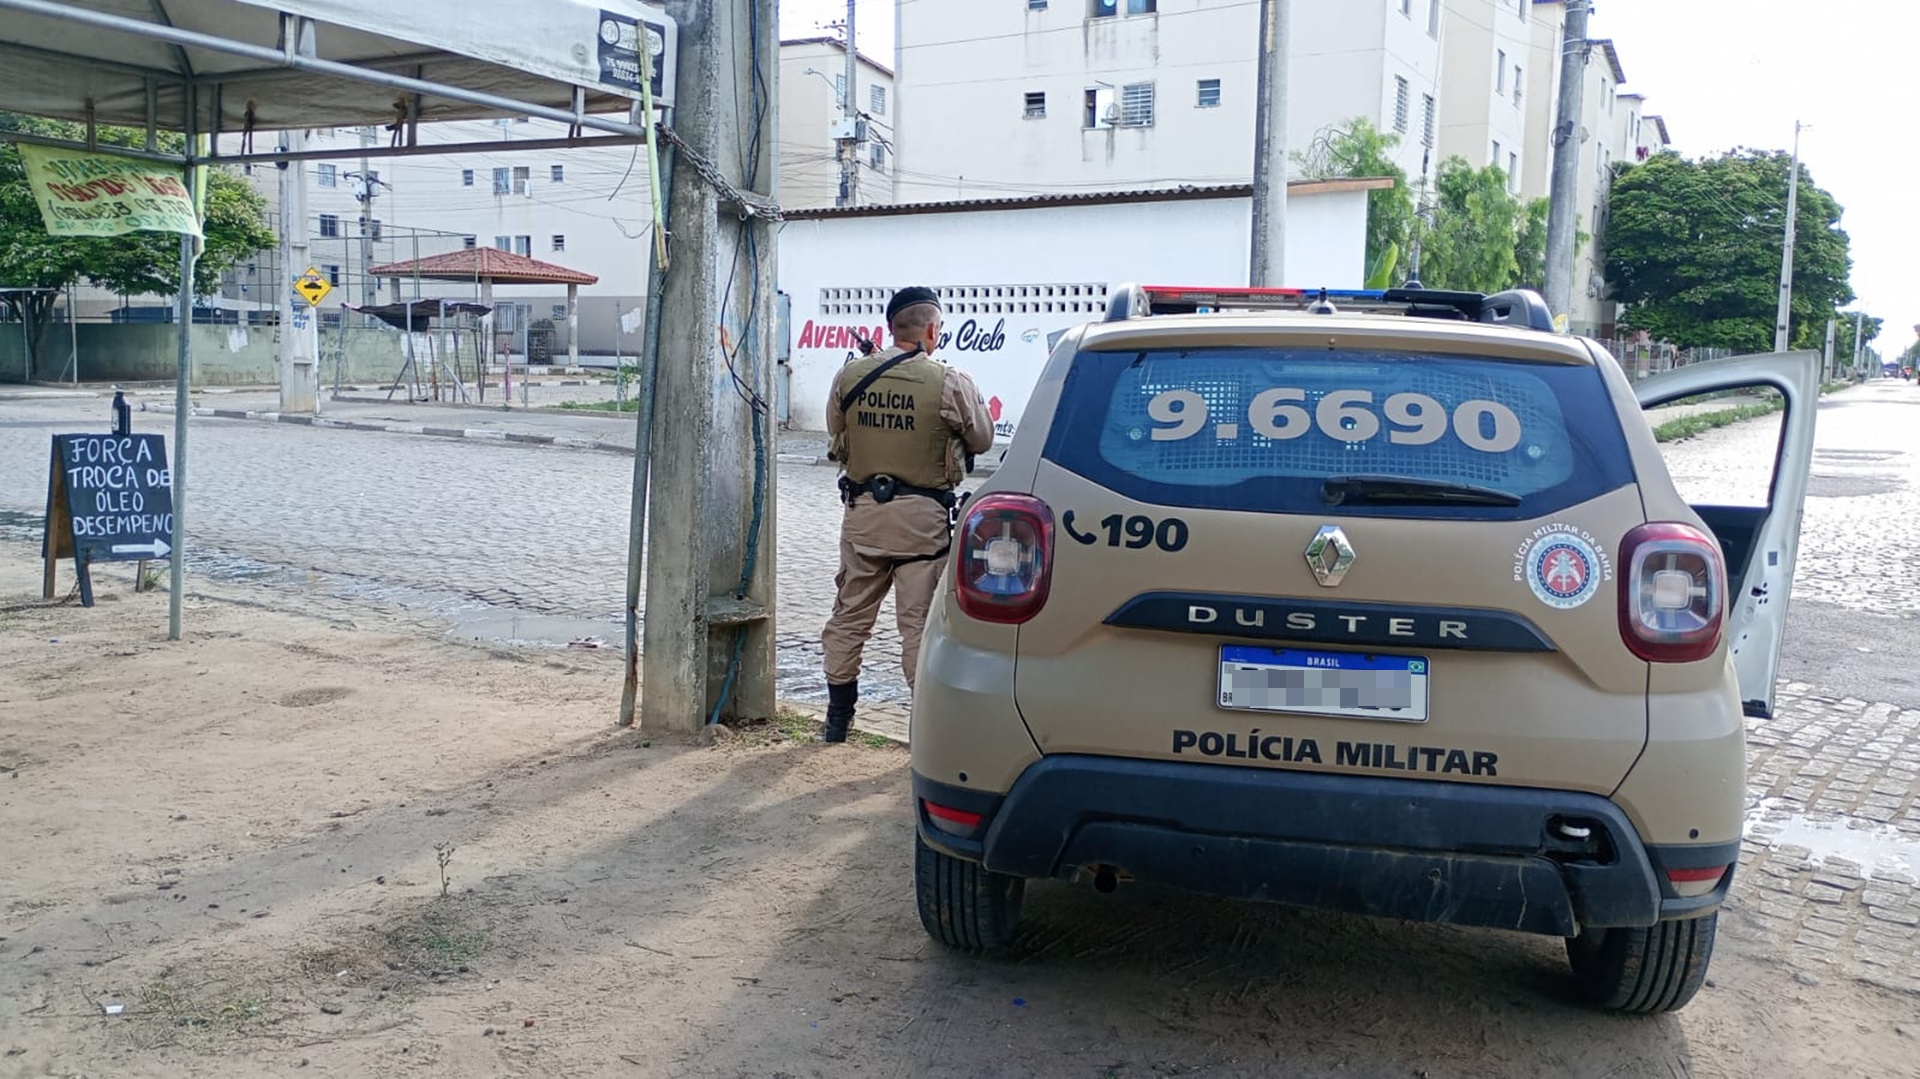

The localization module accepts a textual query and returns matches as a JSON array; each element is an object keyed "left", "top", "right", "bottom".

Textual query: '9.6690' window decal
[
  {"left": 1144, "top": 387, "right": 1523, "bottom": 452},
  {"left": 1039, "top": 347, "right": 1635, "bottom": 518}
]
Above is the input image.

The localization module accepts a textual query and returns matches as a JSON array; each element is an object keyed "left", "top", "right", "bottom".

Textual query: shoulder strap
[{"left": 837, "top": 346, "right": 923, "bottom": 413}]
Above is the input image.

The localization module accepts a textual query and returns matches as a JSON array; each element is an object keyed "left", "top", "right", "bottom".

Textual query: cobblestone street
[{"left": 3, "top": 377, "right": 1918, "bottom": 1001}]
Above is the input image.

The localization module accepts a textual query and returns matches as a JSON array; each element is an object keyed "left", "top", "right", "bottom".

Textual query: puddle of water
[
  {"left": 447, "top": 612, "right": 622, "bottom": 649},
  {"left": 1744, "top": 798, "right": 1920, "bottom": 879}
]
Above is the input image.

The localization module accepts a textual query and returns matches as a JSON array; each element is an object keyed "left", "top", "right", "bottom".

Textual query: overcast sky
[{"left": 779, "top": 0, "right": 1914, "bottom": 351}]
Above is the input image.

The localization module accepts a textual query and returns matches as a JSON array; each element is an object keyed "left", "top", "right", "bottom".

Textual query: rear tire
[
  {"left": 1566, "top": 912, "right": 1718, "bottom": 1014},
  {"left": 914, "top": 832, "right": 1024, "bottom": 954}
]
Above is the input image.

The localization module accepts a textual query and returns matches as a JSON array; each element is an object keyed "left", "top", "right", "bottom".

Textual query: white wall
[
  {"left": 777, "top": 186, "right": 1371, "bottom": 436},
  {"left": 893, "top": 0, "right": 1439, "bottom": 202},
  {"left": 1437, "top": 0, "right": 1534, "bottom": 190}
]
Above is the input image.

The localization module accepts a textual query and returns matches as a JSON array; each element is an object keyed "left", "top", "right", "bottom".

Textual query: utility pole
[
  {"left": 357, "top": 126, "right": 377, "bottom": 311},
  {"left": 1543, "top": 0, "right": 1590, "bottom": 324},
  {"left": 276, "top": 128, "right": 318, "bottom": 413},
  {"left": 1823, "top": 317, "right": 1836, "bottom": 382},
  {"left": 1773, "top": 121, "right": 1803, "bottom": 353},
  {"left": 1851, "top": 310, "right": 1864, "bottom": 378},
  {"left": 642, "top": 0, "right": 780, "bottom": 732},
  {"left": 835, "top": 0, "right": 860, "bottom": 208},
  {"left": 1248, "top": 0, "right": 1290, "bottom": 287}
]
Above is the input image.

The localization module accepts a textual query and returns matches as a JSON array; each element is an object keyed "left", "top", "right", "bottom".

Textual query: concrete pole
[
  {"left": 358, "top": 126, "right": 377, "bottom": 311},
  {"left": 1248, "top": 0, "right": 1290, "bottom": 287},
  {"left": 1773, "top": 121, "right": 1803, "bottom": 353},
  {"left": 567, "top": 282, "right": 579, "bottom": 370},
  {"left": 278, "top": 129, "right": 319, "bottom": 413},
  {"left": 838, "top": 0, "right": 859, "bottom": 208},
  {"left": 643, "top": 0, "right": 779, "bottom": 732},
  {"left": 1851, "top": 310, "right": 1863, "bottom": 378},
  {"left": 1543, "top": 1, "right": 1590, "bottom": 323},
  {"left": 1823, "top": 317, "right": 1836, "bottom": 382}
]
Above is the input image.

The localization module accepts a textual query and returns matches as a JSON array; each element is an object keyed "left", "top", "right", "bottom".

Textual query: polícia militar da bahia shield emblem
[{"left": 1525, "top": 530, "right": 1601, "bottom": 609}]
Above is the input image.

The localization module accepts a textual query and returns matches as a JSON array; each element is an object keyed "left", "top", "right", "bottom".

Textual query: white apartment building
[
  {"left": 1436, "top": 0, "right": 1536, "bottom": 193},
  {"left": 891, "top": 0, "right": 1444, "bottom": 201},
  {"left": 777, "top": 37, "right": 896, "bottom": 208}
]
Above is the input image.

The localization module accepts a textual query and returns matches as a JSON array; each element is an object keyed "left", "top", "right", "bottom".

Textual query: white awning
[{"left": 0, "top": 0, "right": 678, "bottom": 138}]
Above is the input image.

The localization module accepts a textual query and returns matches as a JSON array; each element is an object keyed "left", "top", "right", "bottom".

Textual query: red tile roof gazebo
[{"left": 368, "top": 247, "right": 600, "bottom": 368}]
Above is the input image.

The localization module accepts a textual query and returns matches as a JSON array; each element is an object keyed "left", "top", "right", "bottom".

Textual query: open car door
[{"left": 1635, "top": 350, "right": 1820, "bottom": 719}]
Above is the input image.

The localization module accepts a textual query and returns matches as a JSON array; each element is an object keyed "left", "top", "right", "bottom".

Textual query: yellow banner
[{"left": 16, "top": 144, "right": 203, "bottom": 240}]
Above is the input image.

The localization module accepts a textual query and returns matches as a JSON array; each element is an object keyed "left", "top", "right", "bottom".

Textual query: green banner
[{"left": 17, "top": 144, "right": 203, "bottom": 240}]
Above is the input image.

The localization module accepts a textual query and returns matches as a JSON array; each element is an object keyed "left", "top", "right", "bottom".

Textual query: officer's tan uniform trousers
[{"left": 822, "top": 354, "right": 994, "bottom": 691}]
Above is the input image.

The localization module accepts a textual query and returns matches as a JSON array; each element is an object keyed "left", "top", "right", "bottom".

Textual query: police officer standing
[{"left": 820, "top": 286, "right": 994, "bottom": 742}]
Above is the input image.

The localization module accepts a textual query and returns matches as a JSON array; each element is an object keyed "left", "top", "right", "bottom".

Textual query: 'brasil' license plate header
[{"left": 1218, "top": 645, "right": 1428, "bottom": 722}]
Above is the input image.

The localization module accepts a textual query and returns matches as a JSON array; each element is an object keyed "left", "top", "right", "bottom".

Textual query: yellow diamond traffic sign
[{"left": 293, "top": 266, "right": 333, "bottom": 307}]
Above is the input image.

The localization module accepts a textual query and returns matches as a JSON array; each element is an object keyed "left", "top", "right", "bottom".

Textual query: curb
[{"left": 136, "top": 400, "right": 1002, "bottom": 475}]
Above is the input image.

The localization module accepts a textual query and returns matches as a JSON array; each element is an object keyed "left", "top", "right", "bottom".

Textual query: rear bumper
[{"left": 913, "top": 757, "right": 1734, "bottom": 937}]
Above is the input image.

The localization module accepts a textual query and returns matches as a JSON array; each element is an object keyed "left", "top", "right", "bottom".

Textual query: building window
[
  {"left": 551, "top": 164, "right": 565, "bottom": 183},
  {"left": 551, "top": 234, "right": 566, "bottom": 252},
  {"left": 463, "top": 236, "right": 477, "bottom": 249},
  {"left": 870, "top": 84, "right": 887, "bottom": 116},
  {"left": 365, "top": 218, "right": 382, "bottom": 241},
  {"left": 1427, "top": 0, "right": 1439, "bottom": 35},
  {"left": 1517, "top": 0, "right": 1526, "bottom": 16},
  {"left": 1508, "top": 152, "right": 1519, "bottom": 190},
  {"left": 1421, "top": 93, "right": 1436, "bottom": 148},
  {"left": 317, "top": 213, "right": 339, "bottom": 238},
  {"left": 462, "top": 168, "right": 474, "bottom": 186},
  {"left": 512, "top": 166, "right": 530, "bottom": 195},
  {"left": 323, "top": 264, "right": 341, "bottom": 286},
  {"left": 1492, "top": 139, "right": 1502, "bottom": 167},
  {"left": 316, "top": 163, "right": 337, "bottom": 188},
  {"left": 1029, "top": 0, "right": 1047, "bottom": 8},
  {"left": 1496, "top": 50, "right": 1507, "bottom": 93},
  {"left": 1128, "top": 0, "right": 1156, "bottom": 11},
  {"left": 494, "top": 235, "right": 512, "bottom": 251},
  {"left": 492, "top": 167, "right": 510, "bottom": 195},
  {"left": 1400, "top": 0, "right": 1411, "bottom": 14},
  {"left": 1392, "top": 76, "right": 1410, "bottom": 133},
  {"left": 1514, "top": 67, "right": 1523, "bottom": 105},
  {"left": 868, "top": 142, "right": 886, "bottom": 171},
  {"left": 1120, "top": 81, "right": 1155, "bottom": 126},
  {"left": 514, "top": 235, "right": 531, "bottom": 257},
  {"left": 552, "top": 305, "right": 568, "bottom": 319},
  {"left": 1196, "top": 78, "right": 1221, "bottom": 108},
  {"left": 1024, "top": 91, "right": 1047, "bottom": 119},
  {"left": 1089, "top": 0, "right": 1116, "bottom": 15}
]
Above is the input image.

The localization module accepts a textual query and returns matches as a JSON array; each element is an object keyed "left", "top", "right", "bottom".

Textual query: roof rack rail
[{"left": 1103, "top": 283, "right": 1558, "bottom": 333}]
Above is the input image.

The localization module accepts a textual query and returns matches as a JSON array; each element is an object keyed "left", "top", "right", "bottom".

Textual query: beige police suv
[{"left": 908, "top": 284, "right": 1817, "bottom": 1014}]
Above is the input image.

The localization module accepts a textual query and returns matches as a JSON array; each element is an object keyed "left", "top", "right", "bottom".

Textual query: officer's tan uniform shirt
[{"left": 821, "top": 346, "right": 995, "bottom": 688}]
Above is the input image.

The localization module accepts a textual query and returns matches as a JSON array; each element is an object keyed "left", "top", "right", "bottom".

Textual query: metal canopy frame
[{"left": 0, "top": 0, "right": 672, "bottom": 639}]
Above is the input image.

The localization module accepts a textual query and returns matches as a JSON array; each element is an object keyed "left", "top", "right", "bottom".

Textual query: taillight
[
  {"left": 954, "top": 494, "right": 1054, "bottom": 624},
  {"left": 922, "top": 799, "right": 984, "bottom": 838},
  {"left": 1618, "top": 522, "right": 1725, "bottom": 663}
]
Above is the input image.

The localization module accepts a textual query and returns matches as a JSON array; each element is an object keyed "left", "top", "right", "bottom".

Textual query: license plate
[{"left": 1217, "top": 646, "right": 1429, "bottom": 722}]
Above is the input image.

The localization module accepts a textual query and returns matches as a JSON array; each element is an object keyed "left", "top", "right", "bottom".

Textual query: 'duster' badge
[{"left": 1523, "top": 529, "right": 1603, "bottom": 610}]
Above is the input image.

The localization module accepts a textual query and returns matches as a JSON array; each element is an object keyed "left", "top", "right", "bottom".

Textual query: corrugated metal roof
[{"left": 784, "top": 177, "right": 1395, "bottom": 221}]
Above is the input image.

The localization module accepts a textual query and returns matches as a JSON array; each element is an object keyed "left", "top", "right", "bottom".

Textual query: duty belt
[{"left": 838, "top": 474, "right": 958, "bottom": 509}]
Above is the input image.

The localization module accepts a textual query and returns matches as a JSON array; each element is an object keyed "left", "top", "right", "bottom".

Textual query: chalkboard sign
[{"left": 43, "top": 433, "right": 174, "bottom": 607}]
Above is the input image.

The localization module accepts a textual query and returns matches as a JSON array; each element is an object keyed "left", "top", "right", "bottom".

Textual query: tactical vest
[{"left": 834, "top": 350, "right": 958, "bottom": 489}]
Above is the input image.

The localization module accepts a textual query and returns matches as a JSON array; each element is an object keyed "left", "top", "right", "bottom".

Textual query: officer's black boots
[{"left": 823, "top": 681, "right": 858, "bottom": 743}]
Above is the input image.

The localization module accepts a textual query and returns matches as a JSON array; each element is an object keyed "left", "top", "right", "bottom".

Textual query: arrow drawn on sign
[{"left": 111, "top": 540, "right": 171, "bottom": 558}]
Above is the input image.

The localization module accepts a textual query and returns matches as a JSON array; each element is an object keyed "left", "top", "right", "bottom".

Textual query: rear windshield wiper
[{"left": 1320, "top": 475, "right": 1522, "bottom": 507}]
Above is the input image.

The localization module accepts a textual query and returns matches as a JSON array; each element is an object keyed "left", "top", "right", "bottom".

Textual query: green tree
[
  {"left": 0, "top": 112, "right": 274, "bottom": 377},
  {"left": 1413, "top": 157, "right": 1523, "bottom": 293},
  {"left": 1512, "top": 197, "right": 1551, "bottom": 290},
  {"left": 1604, "top": 149, "right": 1853, "bottom": 352},
  {"left": 1294, "top": 118, "right": 1414, "bottom": 287},
  {"left": 1832, "top": 310, "right": 1881, "bottom": 372}
]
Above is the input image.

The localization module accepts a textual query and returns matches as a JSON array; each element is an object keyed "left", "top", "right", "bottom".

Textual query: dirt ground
[{"left": 3, "top": 547, "right": 1918, "bottom": 1079}]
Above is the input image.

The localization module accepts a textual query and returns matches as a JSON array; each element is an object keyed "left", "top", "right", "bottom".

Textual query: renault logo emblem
[{"left": 1305, "top": 525, "right": 1356, "bottom": 586}]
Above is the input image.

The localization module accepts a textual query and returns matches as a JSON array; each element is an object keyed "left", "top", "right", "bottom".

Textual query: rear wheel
[
  {"left": 1566, "top": 912, "right": 1718, "bottom": 1014},
  {"left": 914, "top": 832, "right": 1024, "bottom": 954}
]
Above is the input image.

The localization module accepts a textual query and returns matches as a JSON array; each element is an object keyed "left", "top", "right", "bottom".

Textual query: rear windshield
[{"left": 1042, "top": 346, "right": 1634, "bottom": 519}]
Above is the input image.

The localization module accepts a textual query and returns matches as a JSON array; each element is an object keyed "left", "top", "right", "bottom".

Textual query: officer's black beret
[{"left": 886, "top": 286, "right": 941, "bottom": 323}]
